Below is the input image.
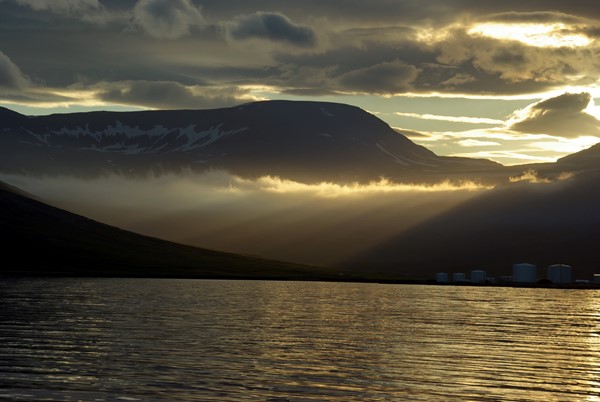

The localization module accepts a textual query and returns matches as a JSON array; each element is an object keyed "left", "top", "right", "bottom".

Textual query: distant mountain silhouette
[
  {"left": 343, "top": 169, "right": 600, "bottom": 280},
  {"left": 0, "top": 101, "right": 499, "bottom": 182},
  {"left": 554, "top": 142, "right": 600, "bottom": 172},
  {"left": 513, "top": 141, "right": 600, "bottom": 180},
  {"left": 0, "top": 180, "right": 326, "bottom": 278}
]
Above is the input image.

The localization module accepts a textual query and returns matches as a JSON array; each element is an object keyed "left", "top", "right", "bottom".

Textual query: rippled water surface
[{"left": 1, "top": 279, "right": 600, "bottom": 401}]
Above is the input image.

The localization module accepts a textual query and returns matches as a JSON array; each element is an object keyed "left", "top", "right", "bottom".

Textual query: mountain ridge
[{"left": 0, "top": 100, "right": 500, "bottom": 182}]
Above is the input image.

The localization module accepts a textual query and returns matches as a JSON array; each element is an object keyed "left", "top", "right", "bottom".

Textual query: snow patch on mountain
[
  {"left": 376, "top": 142, "right": 410, "bottom": 166},
  {"left": 22, "top": 122, "right": 248, "bottom": 154}
]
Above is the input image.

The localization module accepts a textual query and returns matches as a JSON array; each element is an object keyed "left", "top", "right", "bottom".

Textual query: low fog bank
[{"left": 2, "top": 171, "right": 490, "bottom": 266}]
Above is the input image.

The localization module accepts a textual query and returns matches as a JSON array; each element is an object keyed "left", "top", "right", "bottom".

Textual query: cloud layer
[
  {"left": 0, "top": 50, "right": 30, "bottom": 89},
  {"left": 228, "top": 12, "right": 316, "bottom": 47},
  {"left": 397, "top": 91, "right": 600, "bottom": 165},
  {"left": 4, "top": 0, "right": 600, "bottom": 99},
  {"left": 133, "top": 0, "right": 205, "bottom": 39},
  {"left": 15, "top": 0, "right": 103, "bottom": 13},
  {"left": 339, "top": 60, "right": 420, "bottom": 94},
  {"left": 91, "top": 80, "right": 254, "bottom": 109},
  {"left": 508, "top": 92, "right": 600, "bottom": 137}
]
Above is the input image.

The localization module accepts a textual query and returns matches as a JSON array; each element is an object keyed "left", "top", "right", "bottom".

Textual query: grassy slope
[{"left": 0, "top": 181, "right": 335, "bottom": 279}]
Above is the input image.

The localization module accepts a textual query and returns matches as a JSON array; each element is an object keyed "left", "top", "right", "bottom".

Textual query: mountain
[
  {"left": 0, "top": 180, "right": 331, "bottom": 278},
  {"left": 516, "top": 141, "right": 600, "bottom": 179},
  {"left": 343, "top": 169, "right": 600, "bottom": 280},
  {"left": 554, "top": 142, "right": 600, "bottom": 172},
  {"left": 0, "top": 101, "right": 499, "bottom": 182}
]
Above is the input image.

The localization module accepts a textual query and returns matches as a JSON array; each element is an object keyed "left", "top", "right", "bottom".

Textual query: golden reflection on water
[
  {"left": 576, "top": 291, "right": 600, "bottom": 402},
  {"left": 2, "top": 279, "right": 600, "bottom": 401}
]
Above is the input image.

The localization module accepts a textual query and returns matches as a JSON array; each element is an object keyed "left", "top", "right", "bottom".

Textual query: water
[{"left": 1, "top": 279, "right": 600, "bottom": 401}]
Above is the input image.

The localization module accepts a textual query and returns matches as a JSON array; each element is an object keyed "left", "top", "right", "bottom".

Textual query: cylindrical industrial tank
[
  {"left": 547, "top": 264, "right": 572, "bottom": 284},
  {"left": 471, "top": 270, "right": 487, "bottom": 284},
  {"left": 452, "top": 272, "right": 467, "bottom": 283},
  {"left": 435, "top": 273, "right": 449, "bottom": 283},
  {"left": 512, "top": 263, "right": 537, "bottom": 283}
]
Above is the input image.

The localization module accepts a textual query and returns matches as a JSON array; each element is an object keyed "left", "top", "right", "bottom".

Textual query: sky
[{"left": 2, "top": 0, "right": 600, "bottom": 165}]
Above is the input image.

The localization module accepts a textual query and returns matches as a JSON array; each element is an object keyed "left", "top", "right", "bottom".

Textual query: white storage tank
[
  {"left": 436, "top": 273, "right": 449, "bottom": 283},
  {"left": 471, "top": 270, "right": 487, "bottom": 284},
  {"left": 452, "top": 272, "right": 467, "bottom": 283},
  {"left": 547, "top": 264, "right": 572, "bottom": 284},
  {"left": 512, "top": 263, "right": 537, "bottom": 283},
  {"left": 594, "top": 274, "right": 600, "bottom": 284}
]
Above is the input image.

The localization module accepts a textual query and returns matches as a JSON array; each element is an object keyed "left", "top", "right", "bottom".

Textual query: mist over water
[{"left": 1, "top": 171, "right": 488, "bottom": 265}]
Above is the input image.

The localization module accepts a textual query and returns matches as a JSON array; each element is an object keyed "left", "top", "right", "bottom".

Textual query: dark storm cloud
[
  {"left": 341, "top": 26, "right": 416, "bottom": 40},
  {"left": 133, "top": 0, "right": 205, "bottom": 39},
  {"left": 509, "top": 92, "right": 600, "bottom": 137},
  {"left": 339, "top": 60, "right": 420, "bottom": 94},
  {"left": 274, "top": 38, "right": 433, "bottom": 73},
  {"left": 534, "top": 92, "right": 592, "bottom": 112},
  {"left": 228, "top": 12, "right": 316, "bottom": 47},
  {"left": 15, "top": 0, "right": 103, "bottom": 13},
  {"left": 272, "top": 41, "right": 437, "bottom": 94},
  {"left": 11, "top": 0, "right": 113, "bottom": 24},
  {"left": 93, "top": 81, "right": 252, "bottom": 109},
  {"left": 579, "top": 26, "right": 600, "bottom": 38}
]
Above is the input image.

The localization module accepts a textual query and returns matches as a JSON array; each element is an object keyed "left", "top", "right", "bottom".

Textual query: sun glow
[{"left": 469, "top": 23, "right": 592, "bottom": 48}]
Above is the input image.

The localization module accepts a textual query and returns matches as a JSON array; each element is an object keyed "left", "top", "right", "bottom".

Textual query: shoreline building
[
  {"left": 452, "top": 273, "right": 467, "bottom": 283},
  {"left": 547, "top": 264, "right": 572, "bottom": 284},
  {"left": 513, "top": 263, "right": 537, "bottom": 283},
  {"left": 435, "top": 273, "right": 449, "bottom": 283},
  {"left": 471, "top": 270, "right": 487, "bottom": 284}
]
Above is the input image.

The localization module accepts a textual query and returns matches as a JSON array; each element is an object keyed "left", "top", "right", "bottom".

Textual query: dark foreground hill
[
  {"left": 0, "top": 101, "right": 499, "bottom": 182},
  {"left": 0, "top": 181, "right": 332, "bottom": 279},
  {"left": 343, "top": 169, "right": 600, "bottom": 280}
]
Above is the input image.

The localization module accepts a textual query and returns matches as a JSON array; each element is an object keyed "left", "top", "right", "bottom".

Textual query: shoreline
[{"left": 2, "top": 273, "right": 600, "bottom": 290}]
